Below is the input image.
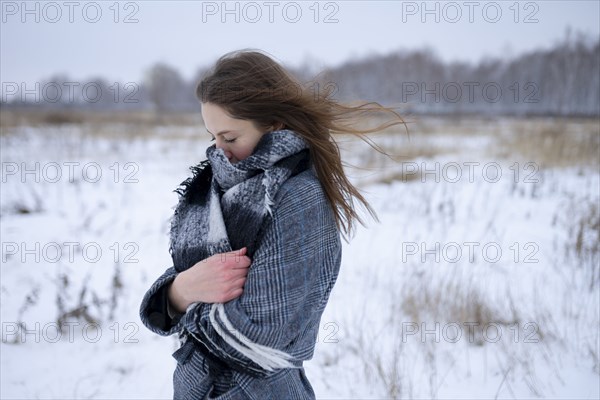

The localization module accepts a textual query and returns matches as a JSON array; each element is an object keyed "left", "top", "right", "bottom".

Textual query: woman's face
[{"left": 201, "top": 102, "right": 269, "bottom": 164}]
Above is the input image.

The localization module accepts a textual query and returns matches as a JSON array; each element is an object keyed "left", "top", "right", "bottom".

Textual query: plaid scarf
[{"left": 169, "top": 129, "right": 311, "bottom": 376}]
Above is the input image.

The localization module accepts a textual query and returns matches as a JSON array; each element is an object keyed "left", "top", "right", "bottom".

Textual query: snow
[{"left": 1, "top": 119, "right": 598, "bottom": 399}]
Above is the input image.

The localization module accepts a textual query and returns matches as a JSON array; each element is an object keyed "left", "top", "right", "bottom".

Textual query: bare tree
[{"left": 144, "top": 62, "right": 186, "bottom": 115}]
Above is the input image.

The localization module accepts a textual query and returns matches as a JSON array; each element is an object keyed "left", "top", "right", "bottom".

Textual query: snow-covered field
[{"left": 1, "top": 115, "right": 598, "bottom": 399}]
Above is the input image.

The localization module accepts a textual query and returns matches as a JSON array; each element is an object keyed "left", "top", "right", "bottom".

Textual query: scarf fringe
[
  {"left": 209, "top": 304, "right": 297, "bottom": 372},
  {"left": 174, "top": 160, "right": 212, "bottom": 201},
  {"left": 262, "top": 174, "right": 275, "bottom": 217}
]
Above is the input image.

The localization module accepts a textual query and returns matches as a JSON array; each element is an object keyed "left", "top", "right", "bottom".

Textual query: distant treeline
[
  {"left": 323, "top": 32, "right": 599, "bottom": 117},
  {"left": 2, "top": 31, "right": 598, "bottom": 117}
]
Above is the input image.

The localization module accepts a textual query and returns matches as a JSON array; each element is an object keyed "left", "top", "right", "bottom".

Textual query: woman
[{"left": 139, "top": 50, "right": 405, "bottom": 399}]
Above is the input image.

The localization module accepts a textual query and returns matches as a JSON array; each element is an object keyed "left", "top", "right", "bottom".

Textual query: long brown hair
[{"left": 197, "top": 49, "right": 406, "bottom": 239}]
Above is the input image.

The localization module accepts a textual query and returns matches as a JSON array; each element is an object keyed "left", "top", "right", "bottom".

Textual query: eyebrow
[{"left": 206, "top": 129, "right": 234, "bottom": 136}]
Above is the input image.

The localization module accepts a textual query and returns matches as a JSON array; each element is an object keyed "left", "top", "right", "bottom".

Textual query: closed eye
[{"left": 208, "top": 132, "right": 235, "bottom": 144}]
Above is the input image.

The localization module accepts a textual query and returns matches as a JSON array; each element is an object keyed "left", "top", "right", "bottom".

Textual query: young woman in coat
[{"left": 139, "top": 49, "right": 405, "bottom": 399}]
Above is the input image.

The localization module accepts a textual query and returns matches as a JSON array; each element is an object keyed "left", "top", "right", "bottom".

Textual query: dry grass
[
  {"left": 556, "top": 197, "right": 600, "bottom": 292},
  {"left": 400, "top": 277, "right": 522, "bottom": 347},
  {"left": 0, "top": 109, "right": 209, "bottom": 144},
  {"left": 333, "top": 115, "right": 599, "bottom": 186},
  {"left": 0, "top": 108, "right": 203, "bottom": 130},
  {"left": 494, "top": 117, "right": 600, "bottom": 168}
]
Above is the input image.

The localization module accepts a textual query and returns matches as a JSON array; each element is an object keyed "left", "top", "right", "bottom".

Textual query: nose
[{"left": 215, "top": 141, "right": 233, "bottom": 161}]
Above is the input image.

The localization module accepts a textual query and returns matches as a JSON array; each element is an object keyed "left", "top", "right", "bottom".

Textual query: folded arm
[{"left": 139, "top": 171, "right": 342, "bottom": 375}]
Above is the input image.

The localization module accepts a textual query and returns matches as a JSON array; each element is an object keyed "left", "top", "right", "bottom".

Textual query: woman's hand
[{"left": 167, "top": 247, "right": 251, "bottom": 313}]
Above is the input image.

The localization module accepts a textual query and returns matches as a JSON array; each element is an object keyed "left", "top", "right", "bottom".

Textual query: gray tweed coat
[{"left": 139, "top": 164, "right": 342, "bottom": 399}]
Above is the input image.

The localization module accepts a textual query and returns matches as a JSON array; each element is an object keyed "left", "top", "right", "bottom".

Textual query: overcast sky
[{"left": 1, "top": 1, "right": 599, "bottom": 86}]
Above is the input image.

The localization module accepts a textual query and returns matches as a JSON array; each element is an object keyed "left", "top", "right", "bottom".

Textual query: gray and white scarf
[{"left": 169, "top": 129, "right": 311, "bottom": 376}]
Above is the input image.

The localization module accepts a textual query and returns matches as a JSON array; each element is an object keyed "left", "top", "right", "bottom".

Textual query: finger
[
  {"left": 226, "top": 247, "right": 246, "bottom": 255},
  {"left": 217, "top": 252, "right": 244, "bottom": 265},
  {"left": 228, "top": 288, "right": 244, "bottom": 300},
  {"left": 229, "top": 268, "right": 249, "bottom": 279},
  {"left": 230, "top": 276, "right": 247, "bottom": 289},
  {"left": 231, "top": 247, "right": 247, "bottom": 261},
  {"left": 230, "top": 257, "right": 251, "bottom": 269},
  {"left": 219, "top": 285, "right": 244, "bottom": 303},
  {"left": 220, "top": 248, "right": 248, "bottom": 264}
]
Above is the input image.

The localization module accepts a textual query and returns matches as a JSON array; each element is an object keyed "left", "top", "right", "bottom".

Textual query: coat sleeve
[
  {"left": 140, "top": 266, "right": 217, "bottom": 337},
  {"left": 139, "top": 266, "right": 186, "bottom": 336},
  {"left": 180, "top": 170, "right": 342, "bottom": 376}
]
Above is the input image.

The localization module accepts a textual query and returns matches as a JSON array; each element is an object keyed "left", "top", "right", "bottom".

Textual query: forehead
[{"left": 201, "top": 103, "right": 242, "bottom": 130}]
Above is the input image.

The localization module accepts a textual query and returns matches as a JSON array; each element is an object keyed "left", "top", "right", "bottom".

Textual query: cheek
[
  {"left": 230, "top": 134, "right": 264, "bottom": 161},
  {"left": 231, "top": 143, "right": 254, "bottom": 161}
]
